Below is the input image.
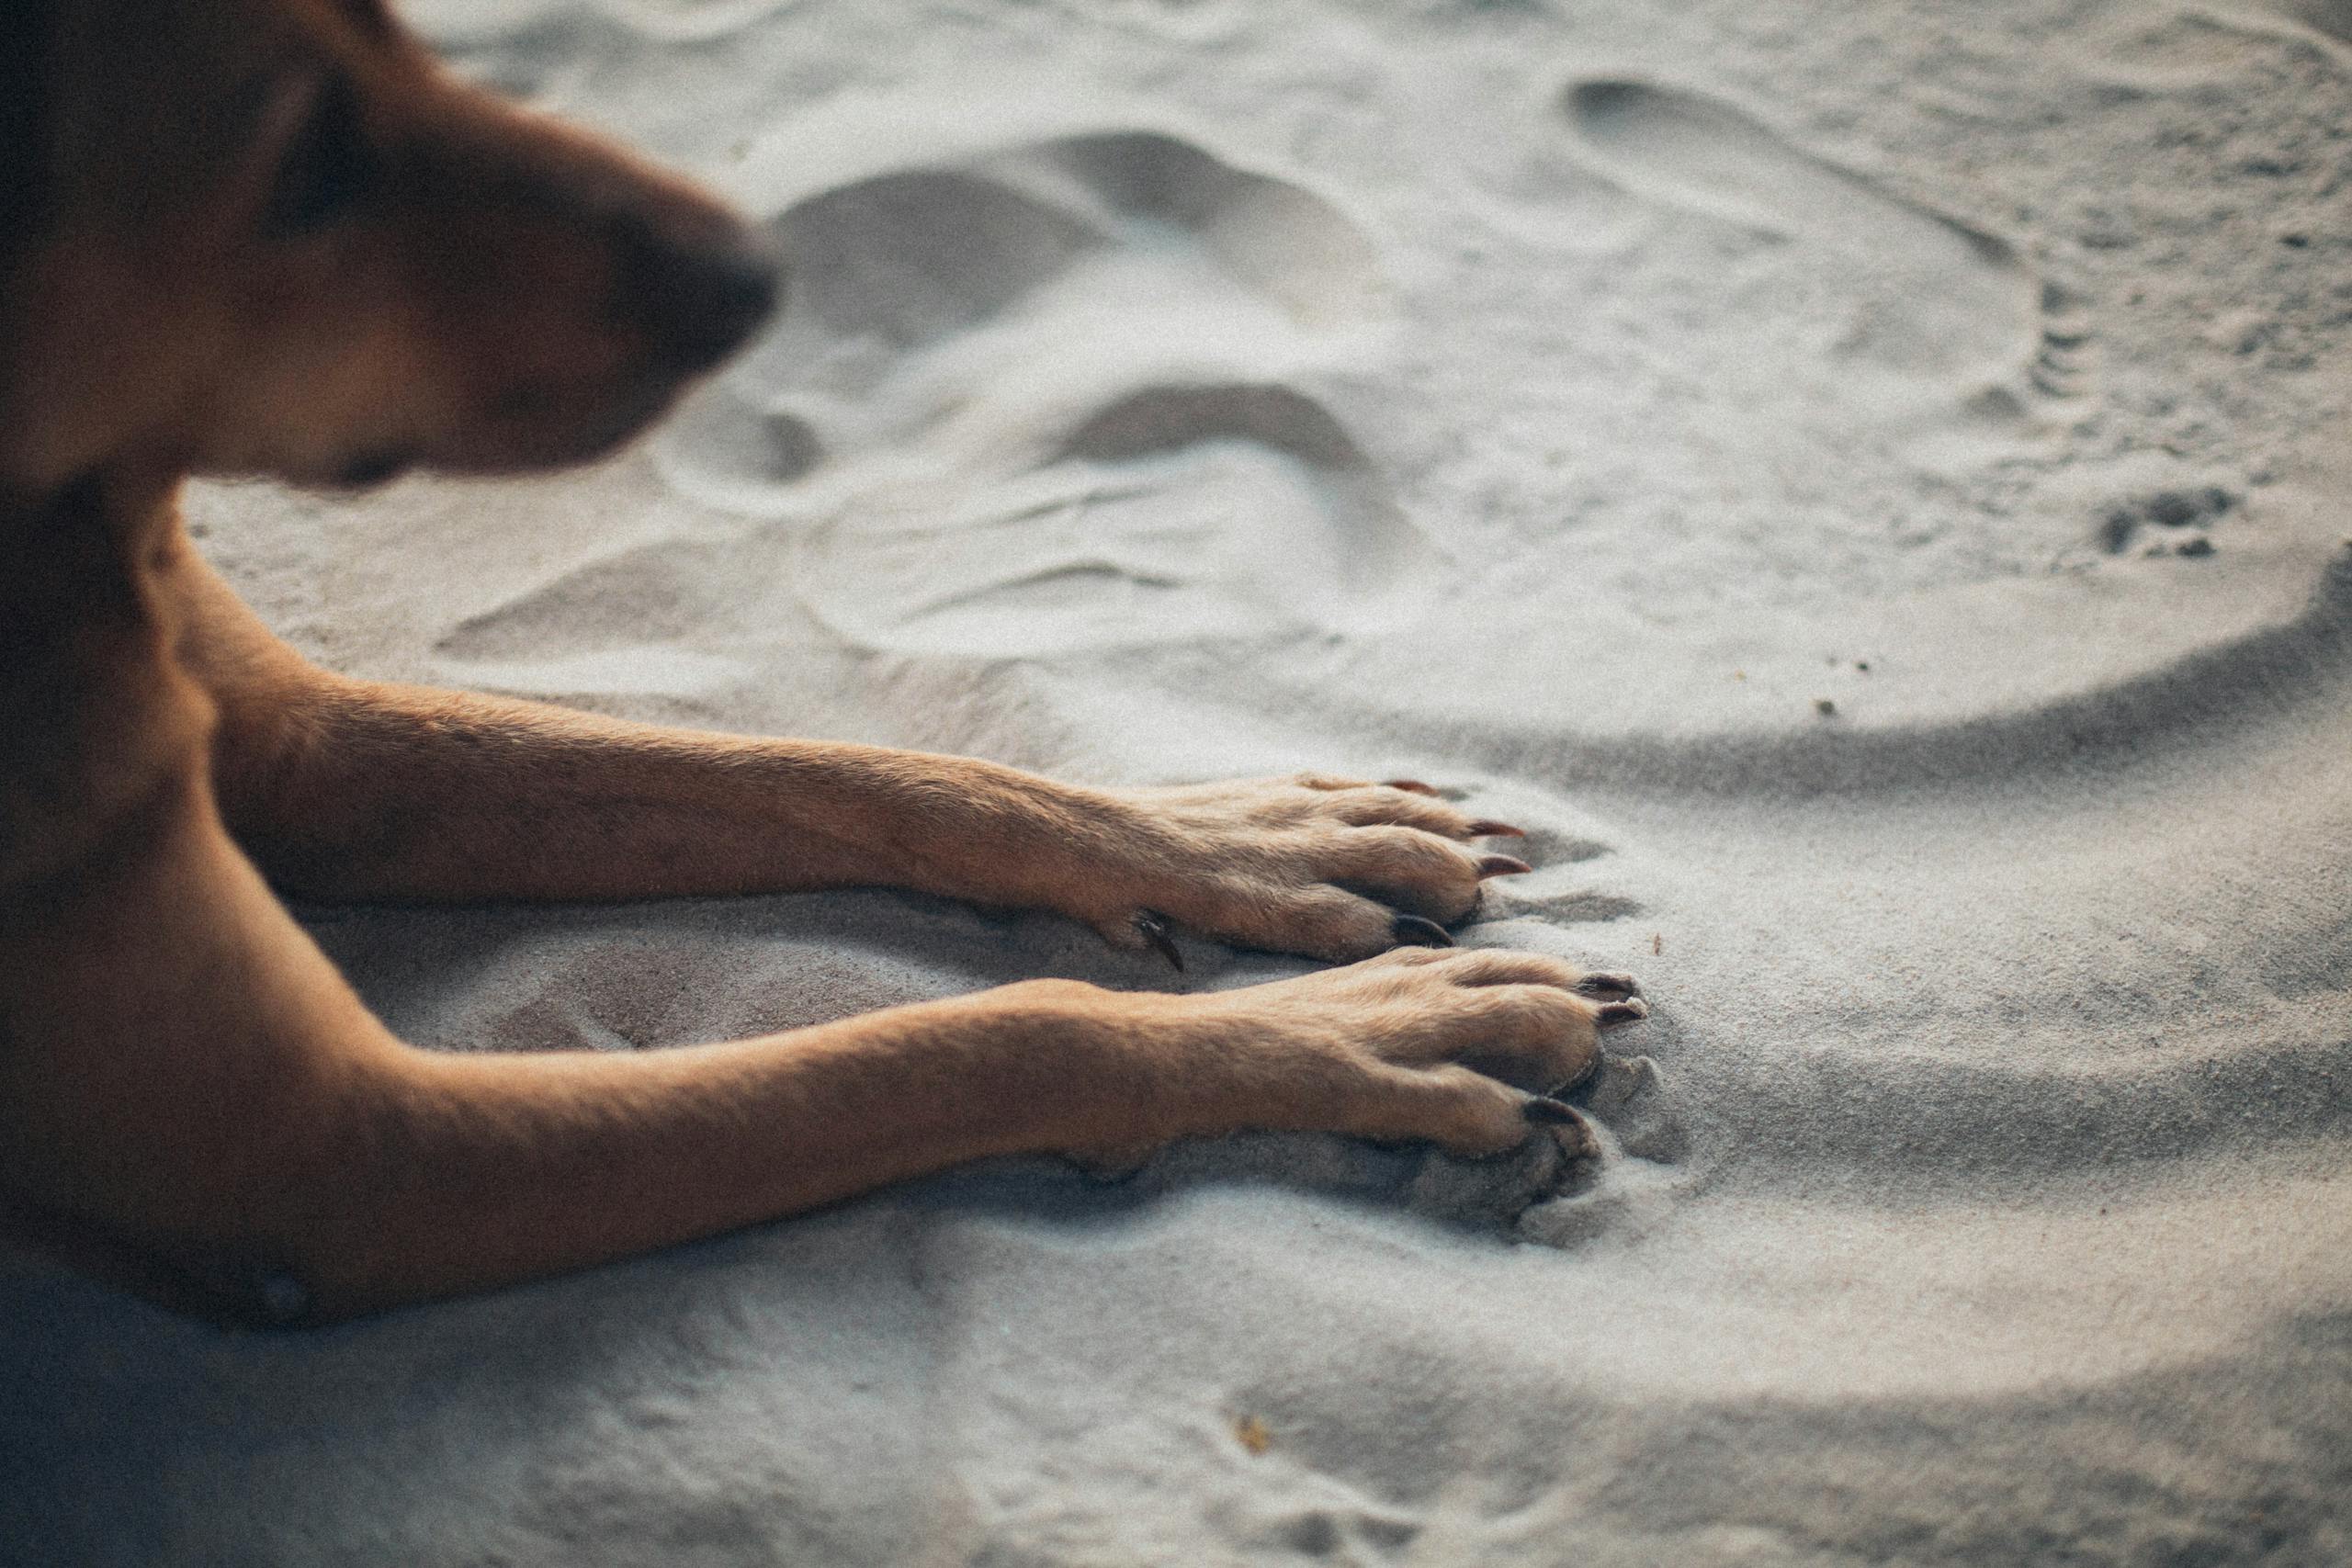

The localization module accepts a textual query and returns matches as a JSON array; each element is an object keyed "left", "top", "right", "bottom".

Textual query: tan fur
[{"left": 0, "top": 0, "right": 1644, "bottom": 1325}]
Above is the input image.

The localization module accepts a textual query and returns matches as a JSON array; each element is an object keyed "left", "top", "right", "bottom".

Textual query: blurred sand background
[{"left": 6, "top": 0, "right": 2352, "bottom": 1561}]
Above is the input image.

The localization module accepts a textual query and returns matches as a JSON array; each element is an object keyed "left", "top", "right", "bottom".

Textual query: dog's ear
[{"left": 0, "top": 0, "right": 55, "bottom": 288}]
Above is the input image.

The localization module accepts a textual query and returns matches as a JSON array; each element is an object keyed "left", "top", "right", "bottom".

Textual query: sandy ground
[{"left": 7, "top": 0, "right": 2352, "bottom": 1562}]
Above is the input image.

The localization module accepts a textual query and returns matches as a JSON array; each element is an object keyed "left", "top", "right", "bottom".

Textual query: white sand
[{"left": 7, "top": 0, "right": 2352, "bottom": 1561}]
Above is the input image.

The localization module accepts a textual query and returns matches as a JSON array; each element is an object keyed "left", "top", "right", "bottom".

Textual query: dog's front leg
[
  {"left": 0, "top": 762, "right": 1636, "bottom": 1325},
  {"left": 181, "top": 547, "right": 1531, "bottom": 962}
]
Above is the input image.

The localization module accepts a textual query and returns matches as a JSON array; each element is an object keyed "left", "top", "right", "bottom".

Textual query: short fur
[{"left": 0, "top": 0, "right": 1643, "bottom": 1325}]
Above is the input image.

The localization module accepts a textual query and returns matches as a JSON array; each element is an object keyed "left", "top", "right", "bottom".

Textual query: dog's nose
[{"left": 619, "top": 226, "right": 786, "bottom": 374}]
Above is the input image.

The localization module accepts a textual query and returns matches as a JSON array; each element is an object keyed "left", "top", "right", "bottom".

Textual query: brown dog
[{"left": 0, "top": 0, "right": 1645, "bottom": 1326}]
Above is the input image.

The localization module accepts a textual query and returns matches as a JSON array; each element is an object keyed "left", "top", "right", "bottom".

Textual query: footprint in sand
[
  {"left": 1563, "top": 79, "right": 2055, "bottom": 410},
  {"left": 786, "top": 379, "right": 1420, "bottom": 656},
  {"left": 650, "top": 130, "right": 1430, "bottom": 659}
]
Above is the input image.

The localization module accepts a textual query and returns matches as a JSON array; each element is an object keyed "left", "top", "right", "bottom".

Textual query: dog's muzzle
[{"left": 619, "top": 226, "right": 786, "bottom": 375}]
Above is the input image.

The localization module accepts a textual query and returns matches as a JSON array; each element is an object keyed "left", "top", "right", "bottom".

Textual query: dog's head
[{"left": 0, "top": 0, "right": 781, "bottom": 492}]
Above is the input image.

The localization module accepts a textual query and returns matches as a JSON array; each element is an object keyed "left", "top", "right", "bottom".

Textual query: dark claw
[
  {"left": 1391, "top": 914, "right": 1455, "bottom": 949},
  {"left": 1573, "top": 972, "right": 1643, "bottom": 1000},
  {"left": 1135, "top": 911, "right": 1184, "bottom": 972},
  {"left": 1385, "top": 778, "right": 1442, "bottom": 795},
  {"left": 1476, "top": 855, "right": 1533, "bottom": 878},
  {"left": 1465, "top": 819, "right": 1527, "bottom": 839},
  {"left": 1597, "top": 998, "right": 1650, "bottom": 1027}
]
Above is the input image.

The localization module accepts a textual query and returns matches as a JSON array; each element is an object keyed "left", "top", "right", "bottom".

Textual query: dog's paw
[
  {"left": 1083, "top": 773, "right": 1539, "bottom": 964},
  {"left": 1152, "top": 946, "right": 1650, "bottom": 1156}
]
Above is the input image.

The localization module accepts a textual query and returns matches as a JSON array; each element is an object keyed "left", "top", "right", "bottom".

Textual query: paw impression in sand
[
  {"left": 655, "top": 130, "right": 1432, "bottom": 658},
  {"left": 1563, "top": 79, "right": 2050, "bottom": 414}
]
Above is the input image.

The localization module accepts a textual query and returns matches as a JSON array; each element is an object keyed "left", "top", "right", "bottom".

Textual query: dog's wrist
[
  {"left": 899, "top": 763, "right": 1153, "bottom": 912},
  {"left": 1035, "top": 982, "right": 1345, "bottom": 1147}
]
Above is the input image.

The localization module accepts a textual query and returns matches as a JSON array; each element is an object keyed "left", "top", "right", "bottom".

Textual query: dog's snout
[{"left": 619, "top": 225, "right": 785, "bottom": 374}]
